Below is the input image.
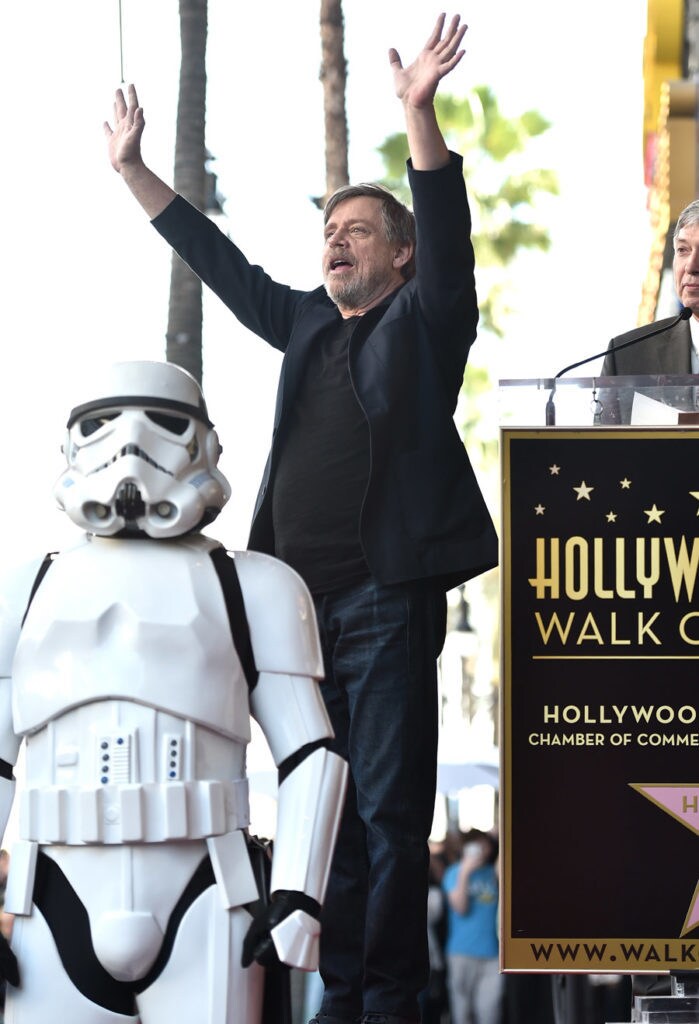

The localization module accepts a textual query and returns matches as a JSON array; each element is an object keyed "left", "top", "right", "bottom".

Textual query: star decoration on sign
[
  {"left": 644, "top": 504, "right": 664, "bottom": 523},
  {"left": 531, "top": 448, "right": 695, "bottom": 532},
  {"left": 631, "top": 785, "right": 699, "bottom": 936}
]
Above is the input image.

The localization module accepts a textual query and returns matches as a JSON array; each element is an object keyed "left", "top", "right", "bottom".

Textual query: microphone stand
[{"left": 545, "top": 307, "right": 692, "bottom": 426}]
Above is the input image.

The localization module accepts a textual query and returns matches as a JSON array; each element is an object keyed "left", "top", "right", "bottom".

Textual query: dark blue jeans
[{"left": 313, "top": 578, "right": 446, "bottom": 1022}]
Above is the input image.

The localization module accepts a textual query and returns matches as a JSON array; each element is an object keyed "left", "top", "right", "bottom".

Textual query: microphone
[{"left": 545, "top": 306, "right": 693, "bottom": 425}]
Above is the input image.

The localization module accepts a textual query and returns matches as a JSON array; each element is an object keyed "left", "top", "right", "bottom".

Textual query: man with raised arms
[{"left": 105, "top": 15, "right": 497, "bottom": 1024}]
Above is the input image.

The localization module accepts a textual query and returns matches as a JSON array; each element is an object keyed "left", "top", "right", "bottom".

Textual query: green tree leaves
[{"left": 377, "top": 88, "right": 558, "bottom": 338}]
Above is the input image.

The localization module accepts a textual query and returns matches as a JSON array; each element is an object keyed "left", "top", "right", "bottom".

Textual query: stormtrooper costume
[{"left": 0, "top": 361, "right": 347, "bottom": 1024}]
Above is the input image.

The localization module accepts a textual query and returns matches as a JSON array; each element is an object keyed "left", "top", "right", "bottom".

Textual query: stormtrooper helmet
[{"left": 54, "top": 360, "right": 230, "bottom": 538}]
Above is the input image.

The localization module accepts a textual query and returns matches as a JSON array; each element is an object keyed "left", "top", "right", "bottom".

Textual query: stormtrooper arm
[
  {"left": 0, "top": 558, "right": 39, "bottom": 990},
  {"left": 0, "top": 687, "right": 19, "bottom": 988},
  {"left": 247, "top": 675, "right": 347, "bottom": 971},
  {"left": 236, "top": 552, "right": 348, "bottom": 971},
  {"left": 0, "top": 683, "right": 18, "bottom": 842},
  {"left": 0, "top": 556, "right": 42, "bottom": 844},
  {"left": 0, "top": 642, "right": 20, "bottom": 845}
]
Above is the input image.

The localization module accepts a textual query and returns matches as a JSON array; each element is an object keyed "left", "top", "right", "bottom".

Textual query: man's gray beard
[
  {"left": 324, "top": 270, "right": 382, "bottom": 312},
  {"left": 325, "top": 278, "right": 367, "bottom": 310}
]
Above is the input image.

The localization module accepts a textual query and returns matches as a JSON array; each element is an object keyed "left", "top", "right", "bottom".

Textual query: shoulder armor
[{"left": 233, "top": 551, "right": 323, "bottom": 678}]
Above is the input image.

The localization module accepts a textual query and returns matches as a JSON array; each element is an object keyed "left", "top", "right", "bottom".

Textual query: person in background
[{"left": 442, "top": 829, "right": 502, "bottom": 1024}]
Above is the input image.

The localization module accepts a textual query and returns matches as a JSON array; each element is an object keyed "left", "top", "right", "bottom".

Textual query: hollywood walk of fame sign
[{"left": 501, "top": 428, "right": 699, "bottom": 974}]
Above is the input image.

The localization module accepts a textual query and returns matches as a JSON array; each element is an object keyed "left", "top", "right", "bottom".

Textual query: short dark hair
[
  {"left": 462, "top": 828, "right": 499, "bottom": 865},
  {"left": 323, "top": 183, "right": 416, "bottom": 280}
]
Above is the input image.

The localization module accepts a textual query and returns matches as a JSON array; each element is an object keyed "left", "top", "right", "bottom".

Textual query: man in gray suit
[{"left": 601, "top": 198, "right": 699, "bottom": 375}]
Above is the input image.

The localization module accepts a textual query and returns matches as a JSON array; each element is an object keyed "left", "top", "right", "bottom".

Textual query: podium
[{"left": 499, "top": 377, "right": 699, "bottom": 1023}]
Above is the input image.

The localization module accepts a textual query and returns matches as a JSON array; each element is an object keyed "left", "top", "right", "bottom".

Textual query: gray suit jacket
[{"left": 601, "top": 316, "right": 692, "bottom": 375}]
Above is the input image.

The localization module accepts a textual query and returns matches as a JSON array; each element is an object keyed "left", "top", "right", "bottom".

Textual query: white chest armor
[
  {"left": 10, "top": 534, "right": 252, "bottom": 845},
  {"left": 12, "top": 534, "right": 251, "bottom": 741}
]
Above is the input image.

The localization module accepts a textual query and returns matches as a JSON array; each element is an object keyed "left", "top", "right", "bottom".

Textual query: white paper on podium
[{"left": 630, "top": 392, "right": 680, "bottom": 424}]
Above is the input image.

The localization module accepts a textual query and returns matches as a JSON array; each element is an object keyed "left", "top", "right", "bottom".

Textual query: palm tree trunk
[
  {"left": 166, "top": 0, "right": 208, "bottom": 384},
  {"left": 319, "top": 0, "right": 349, "bottom": 204}
]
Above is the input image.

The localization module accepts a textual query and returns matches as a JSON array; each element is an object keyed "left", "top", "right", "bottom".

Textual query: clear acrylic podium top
[{"left": 499, "top": 374, "right": 699, "bottom": 426}]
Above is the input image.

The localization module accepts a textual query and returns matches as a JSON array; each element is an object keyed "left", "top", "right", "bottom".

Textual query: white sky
[{"left": 0, "top": 0, "right": 649, "bottom": 565}]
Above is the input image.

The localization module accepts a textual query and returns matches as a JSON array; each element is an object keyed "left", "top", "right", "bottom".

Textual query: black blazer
[{"left": 153, "top": 155, "right": 497, "bottom": 589}]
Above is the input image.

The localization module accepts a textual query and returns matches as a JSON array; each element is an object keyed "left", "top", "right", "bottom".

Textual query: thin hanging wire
[{"left": 118, "top": 0, "right": 125, "bottom": 84}]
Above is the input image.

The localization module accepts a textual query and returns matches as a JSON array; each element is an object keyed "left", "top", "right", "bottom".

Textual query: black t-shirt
[{"left": 272, "top": 312, "right": 379, "bottom": 594}]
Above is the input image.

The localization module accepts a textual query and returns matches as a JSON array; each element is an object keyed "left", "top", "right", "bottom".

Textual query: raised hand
[
  {"left": 389, "top": 13, "right": 467, "bottom": 110},
  {"left": 103, "top": 84, "right": 175, "bottom": 217},
  {"left": 103, "top": 84, "right": 146, "bottom": 174}
]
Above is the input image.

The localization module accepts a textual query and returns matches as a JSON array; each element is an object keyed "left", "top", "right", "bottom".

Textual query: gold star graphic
[
  {"left": 606, "top": 511, "right": 617, "bottom": 523},
  {"left": 534, "top": 504, "right": 545, "bottom": 515},
  {"left": 549, "top": 464, "right": 560, "bottom": 475},
  {"left": 690, "top": 491, "right": 699, "bottom": 515},
  {"left": 644, "top": 504, "right": 664, "bottom": 524},
  {"left": 573, "top": 481, "right": 594, "bottom": 501},
  {"left": 620, "top": 478, "right": 632, "bottom": 489}
]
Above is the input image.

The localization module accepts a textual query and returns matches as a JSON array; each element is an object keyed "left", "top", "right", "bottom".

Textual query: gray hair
[
  {"left": 674, "top": 199, "right": 699, "bottom": 241},
  {"left": 323, "top": 183, "right": 416, "bottom": 280}
]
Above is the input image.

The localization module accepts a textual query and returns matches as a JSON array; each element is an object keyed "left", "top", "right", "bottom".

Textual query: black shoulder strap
[
  {"left": 21, "top": 552, "right": 57, "bottom": 628},
  {"left": 209, "top": 546, "right": 259, "bottom": 692}
]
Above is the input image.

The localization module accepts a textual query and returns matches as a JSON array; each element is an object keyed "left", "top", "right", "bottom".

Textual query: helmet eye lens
[
  {"left": 79, "top": 412, "right": 120, "bottom": 437},
  {"left": 146, "top": 411, "right": 190, "bottom": 435},
  {"left": 76, "top": 409, "right": 191, "bottom": 437}
]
